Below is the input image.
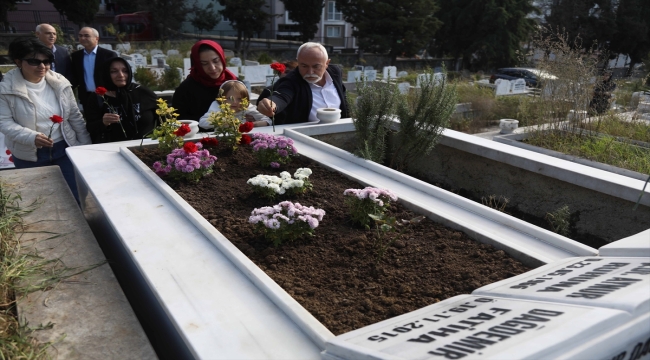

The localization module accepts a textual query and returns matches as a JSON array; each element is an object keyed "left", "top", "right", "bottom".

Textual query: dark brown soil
[{"left": 134, "top": 145, "right": 533, "bottom": 335}]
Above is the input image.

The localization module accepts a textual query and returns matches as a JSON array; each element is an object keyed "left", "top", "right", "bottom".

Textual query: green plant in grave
[
  {"left": 350, "top": 79, "right": 401, "bottom": 163},
  {"left": 545, "top": 205, "right": 571, "bottom": 236},
  {"left": 153, "top": 98, "right": 185, "bottom": 153},
  {"left": 390, "top": 67, "right": 458, "bottom": 171}
]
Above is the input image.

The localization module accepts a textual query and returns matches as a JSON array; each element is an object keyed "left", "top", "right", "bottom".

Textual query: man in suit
[
  {"left": 71, "top": 27, "right": 116, "bottom": 113},
  {"left": 35, "top": 23, "right": 73, "bottom": 82}
]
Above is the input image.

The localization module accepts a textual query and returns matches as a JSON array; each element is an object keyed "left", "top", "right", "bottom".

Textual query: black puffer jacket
[{"left": 85, "top": 57, "right": 158, "bottom": 143}]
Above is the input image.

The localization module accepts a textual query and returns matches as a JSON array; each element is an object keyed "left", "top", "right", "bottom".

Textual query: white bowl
[
  {"left": 316, "top": 108, "right": 341, "bottom": 123},
  {"left": 499, "top": 119, "right": 519, "bottom": 134},
  {"left": 179, "top": 120, "right": 199, "bottom": 138}
]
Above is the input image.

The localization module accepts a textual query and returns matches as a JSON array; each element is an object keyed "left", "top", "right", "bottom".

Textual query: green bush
[
  {"left": 159, "top": 67, "right": 181, "bottom": 91},
  {"left": 134, "top": 67, "right": 160, "bottom": 91},
  {"left": 256, "top": 52, "right": 273, "bottom": 64}
]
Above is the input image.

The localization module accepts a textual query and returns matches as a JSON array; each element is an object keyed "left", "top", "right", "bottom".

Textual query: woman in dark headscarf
[
  {"left": 172, "top": 40, "right": 238, "bottom": 125},
  {"left": 85, "top": 57, "right": 158, "bottom": 143}
]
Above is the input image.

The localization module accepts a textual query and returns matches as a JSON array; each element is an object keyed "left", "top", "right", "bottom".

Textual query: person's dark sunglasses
[{"left": 24, "top": 58, "right": 53, "bottom": 66}]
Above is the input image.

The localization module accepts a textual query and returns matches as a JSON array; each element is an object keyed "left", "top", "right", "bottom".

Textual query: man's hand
[{"left": 257, "top": 98, "right": 276, "bottom": 118}]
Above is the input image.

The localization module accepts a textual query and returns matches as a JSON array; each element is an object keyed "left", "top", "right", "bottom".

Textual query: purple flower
[
  {"left": 277, "top": 149, "right": 288, "bottom": 157},
  {"left": 270, "top": 162, "right": 280, "bottom": 168}
]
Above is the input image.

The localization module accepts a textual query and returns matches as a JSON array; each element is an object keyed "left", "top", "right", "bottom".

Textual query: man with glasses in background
[
  {"left": 34, "top": 23, "right": 73, "bottom": 83},
  {"left": 71, "top": 27, "right": 116, "bottom": 113}
]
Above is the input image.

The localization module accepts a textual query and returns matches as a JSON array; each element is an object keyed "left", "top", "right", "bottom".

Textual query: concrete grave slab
[
  {"left": 227, "top": 66, "right": 239, "bottom": 78},
  {"left": 397, "top": 71, "right": 408, "bottom": 78},
  {"left": 600, "top": 229, "right": 650, "bottom": 257},
  {"left": 245, "top": 60, "right": 260, "bottom": 66},
  {"left": 323, "top": 294, "right": 634, "bottom": 360},
  {"left": 167, "top": 49, "right": 179, "bottom": 56},
  {"left": 229, "top": 57, "right": 242, "bottom": 66},
  {"left": 241, "top": 65, "right": 272, "bottom": 84},
  {"left": 347, "top": 70, "right": 362, "bottom": 83},
  {"left": 496, "top": 79, "right": 511, "bottom": 95},
  {"left": 364, "top": 69, "right": 377, "bottom": 82},
  {"left": 383, "top": 66, "right": 397, "bottom": 80},
  {"left": 131, "top": 53, "right": 147, "bottom": 67},
  {"left": 98, "top": 43, "right": 113, "bottom": 50},
  {"left": 152, "top": 54, "right": 166, "bottom": 68},
  {"left": 149, "top": 49, "right": 163, "bottom": 56},
  {"left": 0, "top": 166, "right": 155, "bottom": 360},
  {"left": 398, "top": 82, "right": 411, "bottom": 94},
  {"left": 473, "top": 257, "right": 650, "bottom": 315},
  {"left": 511, "top": 79, "right": 526, "bottom": 94}
]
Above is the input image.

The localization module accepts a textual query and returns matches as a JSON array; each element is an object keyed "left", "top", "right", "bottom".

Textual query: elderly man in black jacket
[
  {"left": 34, "top": 23, "right": 73, "bottom": 82},
  {"left": 257, "top": 42, "right": 348, "bottom": 124}
]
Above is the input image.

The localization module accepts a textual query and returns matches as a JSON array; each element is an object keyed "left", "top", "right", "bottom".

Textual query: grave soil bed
[{"left": 134, "top": 145, "right": 532, "bottom": 335}]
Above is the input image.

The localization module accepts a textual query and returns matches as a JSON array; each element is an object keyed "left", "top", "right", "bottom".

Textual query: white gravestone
[
  {"left": 183, "top": 58, "right": 191, "bottom": 78},
  {"left": 166, "top": 49, "right": 179, "bottom": 56},
  {"left": 322, "top": 294, "right": 634, "bottom": 360},
  {"left": 152, "top": 54, "right": 167, "bottom": 68},
  {"left": 265, "top": 75, "right": 275, "bottom": 87},
  {"left": 229, "top": 57, "right": 242, "bottom": 67},
  {"left": 120, "top": 54, "right": 133, "bottom": 61},
  {"left": 131, "top": 53, "right": 147, "bottom": 68},
  {"left": 397, "top": 71, "right": 408, "bottom": 78},
  {"left": 363, "top": 70, "right": 377, "bottom": 82},
  {"left": 473, "top": 257, "right": 650, "bottom": 316},
  {"left": 398, "top": 82, "right": 411, "bottom": 94},
  {"left": 347, "top": 70, "right": 362, "bottom": 83},
  {"left": 241, "top": 65, "right": 272, "bottom": 84},
  {"left": 244, "top": 60, "right": 260, "bottom": 66},
  {"left": 353, "top": 65, "right": 364, "bottom": 71},
  {"left": 599, "top": 229, "right": 650, "bottom": 257},
  {"left": 511, "top": 78, "right": 527, "bottom": 94},
  {"left": 416, "top": 73, "right": 432, "bottom": 87},
  {"left": 150, "top": 49, "right": 163, "bottom": 56},
  {"left": 115, "top": 43, "right": 130, "bottom": 52},
  {"left": 98, "top": 43, "right": 113, "bottom": 50},
  {"left": 226, "top": 66, "right": 239, "bottom": 78},
  {"left": 383, "top": 66, "right": 397, "bottom": 80},
  {"left": 495, "top": 79, "right": 511, "bottom": 96}
]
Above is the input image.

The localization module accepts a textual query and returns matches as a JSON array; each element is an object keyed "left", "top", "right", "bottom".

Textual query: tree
[
  {"left": 190, "top": 1, "right": 221, "bottom": 34},
  {"left": 336, "top": 0, "right": 442, "bottom": 65},
  {"left": 218, "top": 0, "right": 270, "bottom": 58},
  {"left": 280, "top": 0, "right": 323, "bottom": 43},
  {"left": 544, "top": 0, "right": 616, "bottom": 51},
  {"left": 431, "top": 0, "right": 538, "bottom": 70},
  {"left": 610, "top": 0, "right": 650, "bottom": 75},
  {"left": 134, "top": 0, "right": 190, "bottom": 39},
  {"left": 47, "top": 0, "right": 100, "bottom": 26},
  {"left": 0, "top": 0, "right": 17, "bottom": 33}
]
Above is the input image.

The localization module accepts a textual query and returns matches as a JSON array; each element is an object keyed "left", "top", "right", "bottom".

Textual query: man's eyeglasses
[
  {"left": 23, "top": 58, "right": 53, "bottom": 66},
  {"left": 78, "top": 34, "right": 93, "bottom": 38}
]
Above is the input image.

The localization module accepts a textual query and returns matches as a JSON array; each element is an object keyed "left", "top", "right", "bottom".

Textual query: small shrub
[
  {"left": 134, "top": 67, "right": 160, "bottom": 91},
  {"left": 159, "top": 67, "right": 181, "bottom": 91},
  {"left": 344, "top": 187, "right": 397, "bottom": 228},
  {"left": 256, "top": 52, "right": 273, "bottom": 64},
  {"left": 249, "top": 201, "right": 326, "bottom": 246},
  {"left": 481, "top": 195, "right": 510, "bottom": 213},
  {"left": 545, "top": 205, "right": 571, "bottom": 236}
]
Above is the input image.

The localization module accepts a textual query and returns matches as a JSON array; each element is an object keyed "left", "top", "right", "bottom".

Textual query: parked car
[{"left": 489, "top": 67, "right": 557, "bottom": 88}]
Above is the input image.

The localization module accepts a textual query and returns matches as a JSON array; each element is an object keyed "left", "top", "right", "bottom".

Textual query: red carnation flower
[
  {"left": 270, "top": 62, "right": 286, "bottom": 74},
  {"left": 8, "top": 156, "right": 13, "bottom": 163},
  {"left": 238, "top": 122, "right": 254, "bottom": 133},
  {"left": 174, "top": 124, "right": 191, "bottom": 137},
  {"left": 200, "top": 137, "right": 219, "bottom": 147},
  {"left": 50, "top": 115, "right": 63, "bottom": 124},
  {"left": 5, "top": 150, "right": 10, "bottom": 155},
  {"left": 95, "top": 87, "right": 108, "bottom": 96},
  {"left": 240, "top": 134, "right": 251, "bottom": 145},
  {"left": 183, "top": 142, "right": 198, "bottom": 153}
]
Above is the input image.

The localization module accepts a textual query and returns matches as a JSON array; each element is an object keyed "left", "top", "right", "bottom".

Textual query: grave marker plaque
[
  {"left": 241, "top": 65, "right": 272, "bottom": 84},
  {"left": 383, "top": 66, "right": 397, "bottom": 80},
  {"left": 599, "top": 229, "right": 650, "bottom": 257},
  {"left": 398, "top": 82, "right": 411, "bottom": 94},
  {"left": 495, "top": 79, "right": 511, "bottom": 96},
  {"left": 150, "top": 49, "right": 163, "bottom": 56},
  {"left": 473, "top": 257, "right": 650, "bottom": 315},
  {"left": 364, "top": 70, "right": 377, "bottom": 82},
  {"left": 323, "top": 295, "right": 632, "bottom": 360},
  {"left": 131, "top": 53, "right": 147, "bottom": 67},
  {"left": 512, "top": 78, "right": 526, "bottom": 94},
  {"left": 347, "top": 70, "right": 362, "bottom": 83},
  {"left": 230, "top": 57, "right": 242, "bottom": 67},
  {"left": 416, "top": 73, "right": 432, "bottom": 87}
]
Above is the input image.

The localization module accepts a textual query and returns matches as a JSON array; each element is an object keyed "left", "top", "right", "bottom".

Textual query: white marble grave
[
  {"left": 241, "top": 65, "right": 273, "bottom": 84},
  {"left": 98, "top": 43, "right": 113, "bottom": 50},
  {"left": 322, "top": 294, "right": 636, "bottom": 360},
  {"left": 230, "top": 57, "right": 242, "bottom": 67},
  {"left": 347, "top": 70, "right": 362, "bottom": 83},
  {"left": 167, "top": 49, "right": 179, "bottom": 56},
  {"left": 397, "top": 71, "right": 408, "bottom": 78},
  {"left": 495, "top": 79, "right": 511, "bottom": 96},
  {"left": 511, "top": 78, "right": 526, "bottom": 94},
  {"left": 383, "top": 66, "right": 397, "bottom": 80},
  {"left": 398, "top": 82, "right": 411, "bottom": 94},
  {"left": 245, "top": 60, "right": 260, "bottom": 66},
  {"left": 599, "top": 229, "right": 650, "bottom": 257},
  {"left": 150, "top": 49, "right": 163, "bottom": 56},
  {"left": 115, "top": 43, "right": 130, "bottom": 52},
  {"left": 183, "top": 58, "right": 191, "bottom": 78},
  {"left": 363, "top": 70, "right": 377, "bottom": 82},
  {"left": 131, "top": 53, "right": 147, "bottom": 67},
  {"left": 226, "top": 66, "right": 239, "bottom": 78},
  {"left": 152, "top": 54, "right": 167, "bottom": 68},
  {"left": 473, "top": 257, "right": 650, "bottom": 316}
]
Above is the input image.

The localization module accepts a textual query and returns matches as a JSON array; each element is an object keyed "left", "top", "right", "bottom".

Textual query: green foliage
[
  {"left": 134, "top": 67, "right": 159, "bottom": 90},
  {"left": 159, "top": 67, "right": 181, "bottom": 91},
  {"left": 104, "top": 23, "right": 126, "bottom": 44},
  {"left": 152, "top": 98, "right": 184, "bottom": 153},
  {"left": 190, "top": 1, "right": 221, "bottom": 34},
  {"left": 544, "top": 0, "right": 616, "bottom": 52},
  {"left": 611, "top": 0, "right": 650, "bottom": 70},
  {"left": 256, "top": 52, "right": 273, "bottom": 64},
  {"left": 218, "top": 0, "right": 270, "bottom": 55},
  {"left": 336, "top": 0, "right": 442, "bottom": 65},
  {"left": 207, "top": 94, "right": 249, "bottom": 150},
  {"left": 51, "top": 23, "right": 74, "bottom": 46},
  {"left": 0, "top": 1, "right": 19, "bottom": 32},
  {"left": 280, "top": 0, "right": 324, "bottom": 42},
  {"left": 481, "top": 195, "right": 510, "bottom": 213},
  {"left": 431, "top": 0, "right": 537, "bottom": 69},
  {"left": 343, "top": 188, "right": 396, "bottom": 229},
  {"left": 350, "top": 81, "right": 401, "bottom": 163},
  {"left": 137, "top": 0, "right": 190, "bottom": 39},
  {"left": 47, "top": 0, "right": 100, "bottom": 26},
  {"left": 390, "top": 68, "right": 458, "bottom": 171},
  {"left": 545, "top": 205, "right": 571, "bottom": 236}
]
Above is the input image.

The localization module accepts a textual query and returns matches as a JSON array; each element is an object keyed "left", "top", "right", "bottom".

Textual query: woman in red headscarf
[{"left": 172, "top": 40, "right": 237, "bottom": 126}]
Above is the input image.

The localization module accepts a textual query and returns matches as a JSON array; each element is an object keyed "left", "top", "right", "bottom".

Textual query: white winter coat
[{"left": 0, "top": 68, "right": 91, "bottom": 162}]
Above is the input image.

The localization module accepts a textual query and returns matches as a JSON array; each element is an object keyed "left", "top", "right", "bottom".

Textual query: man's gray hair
[
  {"left": 35, "top": 24, "right": 52, "bottom": 33},
  {"left": 81, "top": 27, "right": 100, "bottom": 37},
  {"left": 297, "top": 42, "right": 328, "bottom": 60}
]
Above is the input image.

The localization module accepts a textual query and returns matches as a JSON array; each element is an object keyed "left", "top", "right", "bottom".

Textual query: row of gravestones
[{"left": 322, "top": 232, "right": 650, "bottom": 360}]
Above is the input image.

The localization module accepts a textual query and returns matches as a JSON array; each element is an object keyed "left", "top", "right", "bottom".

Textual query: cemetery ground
[{"left": 133, "top": 143, "right": 532, "bottom": 336}]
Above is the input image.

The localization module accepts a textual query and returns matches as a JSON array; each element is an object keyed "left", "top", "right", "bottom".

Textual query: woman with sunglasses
[
  {"left": 84, "top": 57, "right": 157, "bottom": 143},
  {"left": 0, "top": 37, "right": 91, "bottom": 202}
]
